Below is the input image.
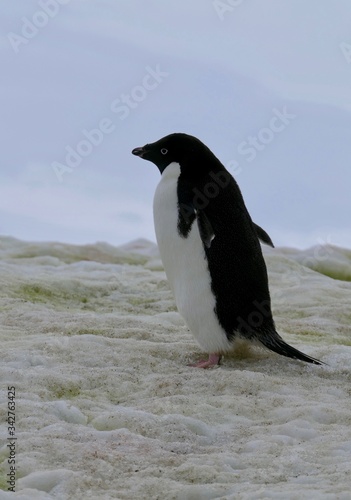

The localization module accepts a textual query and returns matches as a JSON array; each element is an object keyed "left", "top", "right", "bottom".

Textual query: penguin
[{"left": 132, "top": 133, "right": 322, "bottom": 368}]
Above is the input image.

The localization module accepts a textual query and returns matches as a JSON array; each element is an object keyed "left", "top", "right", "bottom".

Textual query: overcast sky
[{"left": 1, "top": 0, "right": 351, "bottom": 249}]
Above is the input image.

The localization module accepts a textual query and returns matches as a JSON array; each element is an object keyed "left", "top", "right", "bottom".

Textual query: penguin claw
[{"left": 188, "top": 353, "right": 222, "bottom": 369}]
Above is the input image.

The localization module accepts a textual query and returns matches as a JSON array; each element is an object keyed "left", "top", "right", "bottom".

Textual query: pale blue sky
[{"left": 1, "top": 0, "right": 351, "bottom": 248}]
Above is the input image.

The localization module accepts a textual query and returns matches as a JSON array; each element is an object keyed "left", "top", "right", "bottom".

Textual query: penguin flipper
[
  {"left": 254, "top": 223, "right": 274, "bottom": 247},
  {"left": 177, "top": 184, "right": 215, "bottom": 248},
  {"left": 177, "top": 202, "right": 196, "bottom": 238},
  {"left": 196, "top": 211, "right": 215, "bottom": 248}
]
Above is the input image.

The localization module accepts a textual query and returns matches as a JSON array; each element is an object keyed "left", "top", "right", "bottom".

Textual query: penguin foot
[{"left": 188, "top": 353, "right": 222, "bottom": 369}]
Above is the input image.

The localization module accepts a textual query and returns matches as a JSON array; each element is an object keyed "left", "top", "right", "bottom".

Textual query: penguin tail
[{"left": 259, "top": 331, "right": 324, "bottom": 365}]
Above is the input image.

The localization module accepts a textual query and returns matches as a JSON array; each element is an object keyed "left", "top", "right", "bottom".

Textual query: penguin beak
[{"left": 132, "top": 146, "right": 146, "bottom": 158}]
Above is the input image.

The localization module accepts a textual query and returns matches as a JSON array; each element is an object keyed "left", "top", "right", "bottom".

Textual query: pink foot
[{"left": 188, "top": 353, "right": 222, "bottom": 369}]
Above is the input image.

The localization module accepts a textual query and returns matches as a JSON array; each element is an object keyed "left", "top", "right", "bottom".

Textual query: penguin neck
[
  {"left": 160, "top": 161, "right": 182, "bottom": 181},
  {"left": 177, "top": 153, "right": 224, "bottom": 184}
]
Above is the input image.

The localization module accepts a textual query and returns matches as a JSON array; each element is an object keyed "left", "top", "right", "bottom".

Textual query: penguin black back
[{"left": 174, "top": 137, "right": 274, "bottom": 341}]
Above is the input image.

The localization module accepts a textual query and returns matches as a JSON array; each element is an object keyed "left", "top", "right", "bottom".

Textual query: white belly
[{"left": 153, "top": 162, "right": 231, "bottom": 354}]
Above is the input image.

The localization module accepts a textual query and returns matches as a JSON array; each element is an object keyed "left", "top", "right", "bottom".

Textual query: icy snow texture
[{"left": 0, "top": 237, "right": 350, "bottom": 499}]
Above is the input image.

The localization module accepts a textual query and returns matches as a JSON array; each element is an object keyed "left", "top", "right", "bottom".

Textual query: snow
[{"left": 0, "top": 236, "right": 351, "bottom": 499}]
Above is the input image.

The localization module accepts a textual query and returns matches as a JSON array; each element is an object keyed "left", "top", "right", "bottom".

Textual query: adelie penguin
[{"left": 132, "top": 133, "right": 322, "bottom": 368}]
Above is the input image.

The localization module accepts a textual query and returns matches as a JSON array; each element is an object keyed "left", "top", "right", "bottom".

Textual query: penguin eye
[{"left": 160, "top": 148, "right": 168, "bottom": 155}]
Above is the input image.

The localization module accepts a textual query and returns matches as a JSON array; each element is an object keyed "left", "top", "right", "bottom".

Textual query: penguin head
[{"left": 132, "top": 133, "right": 214, "bottom": 175}]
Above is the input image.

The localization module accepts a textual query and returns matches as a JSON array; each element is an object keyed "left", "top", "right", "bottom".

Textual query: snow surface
[{"left": 0, "top": 237, "right": 350, "bottom": 499}]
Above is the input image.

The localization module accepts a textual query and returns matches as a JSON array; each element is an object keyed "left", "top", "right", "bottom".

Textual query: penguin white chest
[{"left": 153, "top": 162, "right": 230, "bottom": 354}]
